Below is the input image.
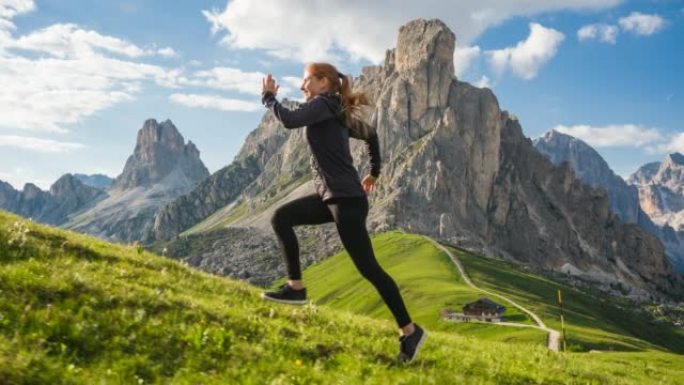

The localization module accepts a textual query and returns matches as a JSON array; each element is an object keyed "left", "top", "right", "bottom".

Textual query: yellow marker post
[{"left": 558, "top": 289, "right": 567, "bottom": 352}]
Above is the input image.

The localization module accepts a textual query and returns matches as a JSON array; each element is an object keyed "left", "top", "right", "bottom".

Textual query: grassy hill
[
  {"left": 288, "top": 231, "right": 684, "bottom": 353},
  {"left": 2, "top": 210, "right": 684, "bottom": 384}
]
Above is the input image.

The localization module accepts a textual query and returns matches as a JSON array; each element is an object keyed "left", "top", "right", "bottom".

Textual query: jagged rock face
[
  {"left": 0, "top": 180, "right": 20, "bottom": 210},
  {"left": 113, "top": 119, "right": 208, "bottom": 191},
  {"left": 63, "top": 119, "right": 210, "bottom": 243},
  {"left": 627, "top": 154, "right": 684, "bottom": 249},
  {"left": 628, "top": 162, "right": 661, "bottom": 185},
  {"left": 73, "top": 174, "right": 113, "bottom": 190},
  {"left": 154, "top": 18, "right": 681, "bottom": 299},
  {"left": 534, "top": 130, "right": 641, "bottom": 224},
  {"left": 533, "top": 130, "right": 684, "bottom": 274},
  {"left": 15, "top": 183, "right": 55, "bottom": 221},
  {"left": 354, "top": 19, "right": 680, "bottom": 298},
  {"left": 48, "top": 174, "right": 107, "bottom": 223},
  {"left": 147, "top": 155, "right": 261, "bottom": 242},
  {"left": 0, "top": 175, "right": 105, "bottom": 225}
]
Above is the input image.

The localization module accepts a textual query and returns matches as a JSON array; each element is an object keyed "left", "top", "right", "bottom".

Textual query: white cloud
[
  {"left": 202, "top": 0, "right": 618, "bottom": 64},
  {"left": 157, "top": 47, "right": 177, "bottom": 58},
  {"left": 0, "top": 134, "right": 86, "bottom": 152},
  {"left": 183, "top": 67, "right": 266, "bottom": 95},
  {"left": 0, "top": 0, "right": 35, "bottom": 30},
  {"left": 0, "top": 54, "right": 181, "bottom": 132},
  {"left": 281, "top": 76, "right": 305, "bottom": 100},
  {"left": 645, "top": 132, "right": 684, "bottom": 155},
  {"left": 577, "top": 23, "right": 619, "bottom": 43},
  {"left": 0, "top": 23, "right": 184, "bottom": 133},
  {"left": 487, "top": 23, "right": 565, "bottom": 80},
  {"left": 169, "top": 93, "right": 261, "bottom": 112},
  {"left": 9, "top": 23, "right": 174, "bottom": 59},
  {"left": 178, "top": 66, "right": 296, "bottom": 98},
  {"left": 619, "top": 12, "right": 665, "bottom": 36},
  {"left": 453, "top": 45, "right": 481, "bottom": 77},
  {"left": 474, "top": 75, "right": 491, "bottom": 88},
  {"left": 553, "top": 124, "right": 663, "bottom": 147}
]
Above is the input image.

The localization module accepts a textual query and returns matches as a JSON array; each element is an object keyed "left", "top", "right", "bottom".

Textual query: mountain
[
  {"left": 2, "top": 209, "right": 683, "bottom": 384},
  {"left": 73, "top": 173, "right": 114, "bottom": 190},
  {"left": 533, "top": 130, "right": 642, "bottom": 224},
  {"left": 628, "top": 154, "right": 684, "bottom": 232},
  {"left": 0, "top": 174, "right": 106, "bottom": 225},
  {"left": 149, "top": 18, "right": 681, "bottom": 300},
  {"left": 63, "top": 119, "right": 210, "bottom": 242},
  {"left": 533, "top": 130, "right": 684, "bottom": 273},
  {"left": 112, "top": 119, "right": 208, "bottom": 191}
]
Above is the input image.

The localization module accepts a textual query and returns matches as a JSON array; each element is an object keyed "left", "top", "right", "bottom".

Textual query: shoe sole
[
  {"left": 407, "top": 329, "right": 428, "bottom": 363},
  {"left": 260, "top": 292, "right": 307, "bottom": 305}
]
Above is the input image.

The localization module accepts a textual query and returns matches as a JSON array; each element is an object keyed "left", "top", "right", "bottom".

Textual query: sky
[{"left": 0, "top": 0, "right": 683, "bottom": 190}]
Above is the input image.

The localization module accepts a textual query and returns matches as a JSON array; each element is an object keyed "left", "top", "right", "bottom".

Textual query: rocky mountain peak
[
  {"left": 135, "top": 119, "right": 185, "bottom": 162},
  {"left": 21, "top": 183, "right": 43, "bottom": 198},
  {"left": 112, "top": 119, "right": 209, "bottom": 190},
  {"left": 664, "top": 153, "right": 684, "bottom": 167},
  {"left": 627, "top": 161, "right": 661, "bottom": 185},
  {"left": 395, "top": 18, "right": 455, "bottom": 76}
]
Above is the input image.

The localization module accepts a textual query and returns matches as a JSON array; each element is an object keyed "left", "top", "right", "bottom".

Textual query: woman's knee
[{"left": 270, "top": 207, "right": 289, "bottom": 230}]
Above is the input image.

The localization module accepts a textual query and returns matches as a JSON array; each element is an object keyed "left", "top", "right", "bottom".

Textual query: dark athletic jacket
[{"left": 261, "top": 90, "right": 381, "bottom": 202}]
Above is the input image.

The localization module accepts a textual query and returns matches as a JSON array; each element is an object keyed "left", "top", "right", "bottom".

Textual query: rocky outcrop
[
  {"left": 153, "top": 18, "right": 681, "bottom": 300},
  {"left": 63, "top": 119, "right": 210, "bottom": 242},
  {"left": 147, "top": 155, "right": 261, "bottom": 242},
  {"left": 534, "top": 130, "right": 643, "bottom": 224},
  {"left": 624, "top": 154, "right": 684, "bottom": 272},
  {"left": 113, "top": 119, "right": 208, "bottom": 191}
]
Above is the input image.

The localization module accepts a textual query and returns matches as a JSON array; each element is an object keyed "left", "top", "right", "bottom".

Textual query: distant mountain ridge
[
  {"left": 627, "top": 154, "right": 684, "bottom": 242},
  {"left": 73, "top": 174, "right": 113, "bottom": 190},
  {"left": 0, "top": 119, "right": 210, "bottom": 243},
  {"left": 0, "top": 174, "right": 107, "bottom": 225},
  {"left": 533, "top": 129, "right": 684, "bottom": 273}
]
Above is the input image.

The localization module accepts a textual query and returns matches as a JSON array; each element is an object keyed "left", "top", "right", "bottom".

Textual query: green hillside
[
  {"left": 2, "top": 210, "right": 683, "bottom": 384},
  {"left": 292, "top": 231, "right": 684, "bottom": 353}
]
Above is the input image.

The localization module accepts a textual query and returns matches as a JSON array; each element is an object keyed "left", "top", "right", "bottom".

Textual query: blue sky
[{"left": 0, "top": 0, "right": 682, "bottom": 190}]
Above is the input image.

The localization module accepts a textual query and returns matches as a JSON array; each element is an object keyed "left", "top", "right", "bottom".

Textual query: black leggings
[{"left": 270, "top": 193, "right": 412, "bottom": 328}]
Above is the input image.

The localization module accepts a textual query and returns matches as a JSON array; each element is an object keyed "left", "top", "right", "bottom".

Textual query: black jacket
[{"left": 262, "top": 90, "right": 381, "bottom": 202}]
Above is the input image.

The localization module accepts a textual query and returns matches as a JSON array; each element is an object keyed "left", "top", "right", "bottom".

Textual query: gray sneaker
[
  {"left": 397, "top": 324, "right": 427, "bottom": 363},
  {"left": 260, "top": 283, "right": 307, "bottom": 305}
]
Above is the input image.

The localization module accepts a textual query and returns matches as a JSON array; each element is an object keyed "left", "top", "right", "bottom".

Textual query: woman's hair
[{"left": 306, "top": 62, "right": 376, "bottom": 139}]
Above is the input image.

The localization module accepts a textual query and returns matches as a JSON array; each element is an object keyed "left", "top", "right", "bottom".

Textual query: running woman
[{"left": 259, "top": 62, "right": 427, "bottom": 363}]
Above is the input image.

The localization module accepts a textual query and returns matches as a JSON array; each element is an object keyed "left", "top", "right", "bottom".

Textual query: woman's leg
[
  {"left": 270, "top": 193, "right": 334, "bottom": 281},
  {"left": 327, "top": 197, "right": 413, "bottom": 330}
]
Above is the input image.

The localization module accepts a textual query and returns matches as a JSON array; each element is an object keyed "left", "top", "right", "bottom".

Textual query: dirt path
[{"left": 425, "top": 237, "right": 561, "bottom": 352}]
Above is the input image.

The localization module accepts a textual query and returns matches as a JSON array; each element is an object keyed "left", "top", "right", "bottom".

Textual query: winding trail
[{"left": 425, "top": 236, "right": 561, "bottom": 352}]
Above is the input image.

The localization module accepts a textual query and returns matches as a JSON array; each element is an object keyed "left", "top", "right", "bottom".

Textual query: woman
[{"left": 259, "top": 62, "right": 427, "bottom": 363}]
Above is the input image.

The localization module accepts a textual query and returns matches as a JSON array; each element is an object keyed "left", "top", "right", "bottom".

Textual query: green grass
[
  {"left": 291, "top": 231, "right": 684, "bottom": 354},
  {"left": 2, "top": 210, "right": 684, "bottom": 384},
  {"left": 454, "top": 247, "right": 684, "bottom": 353},
  {"left": 290, "top": 232, "right": 546, "bottom": 346}
]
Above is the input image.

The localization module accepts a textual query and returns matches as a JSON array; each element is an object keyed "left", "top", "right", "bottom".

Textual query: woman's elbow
[{"left": 282, "top": 120, "right": 302, "bottom": 129}]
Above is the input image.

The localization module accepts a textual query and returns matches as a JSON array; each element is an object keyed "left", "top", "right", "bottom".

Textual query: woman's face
[{"left": 300, "top": 68, "right": 329, "bottom": 101}]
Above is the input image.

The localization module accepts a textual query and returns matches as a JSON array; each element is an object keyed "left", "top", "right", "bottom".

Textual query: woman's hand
[
  {"left": 262, "top": 73, "right": 280, "bottom": 96},
  {"left": 361, "top": 175, "right": 377, "bottom": 194}
]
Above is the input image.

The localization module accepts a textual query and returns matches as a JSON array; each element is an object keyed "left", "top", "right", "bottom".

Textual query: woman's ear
[{"left": 321, "top": 77, "right": 332, "bottom": 91}]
